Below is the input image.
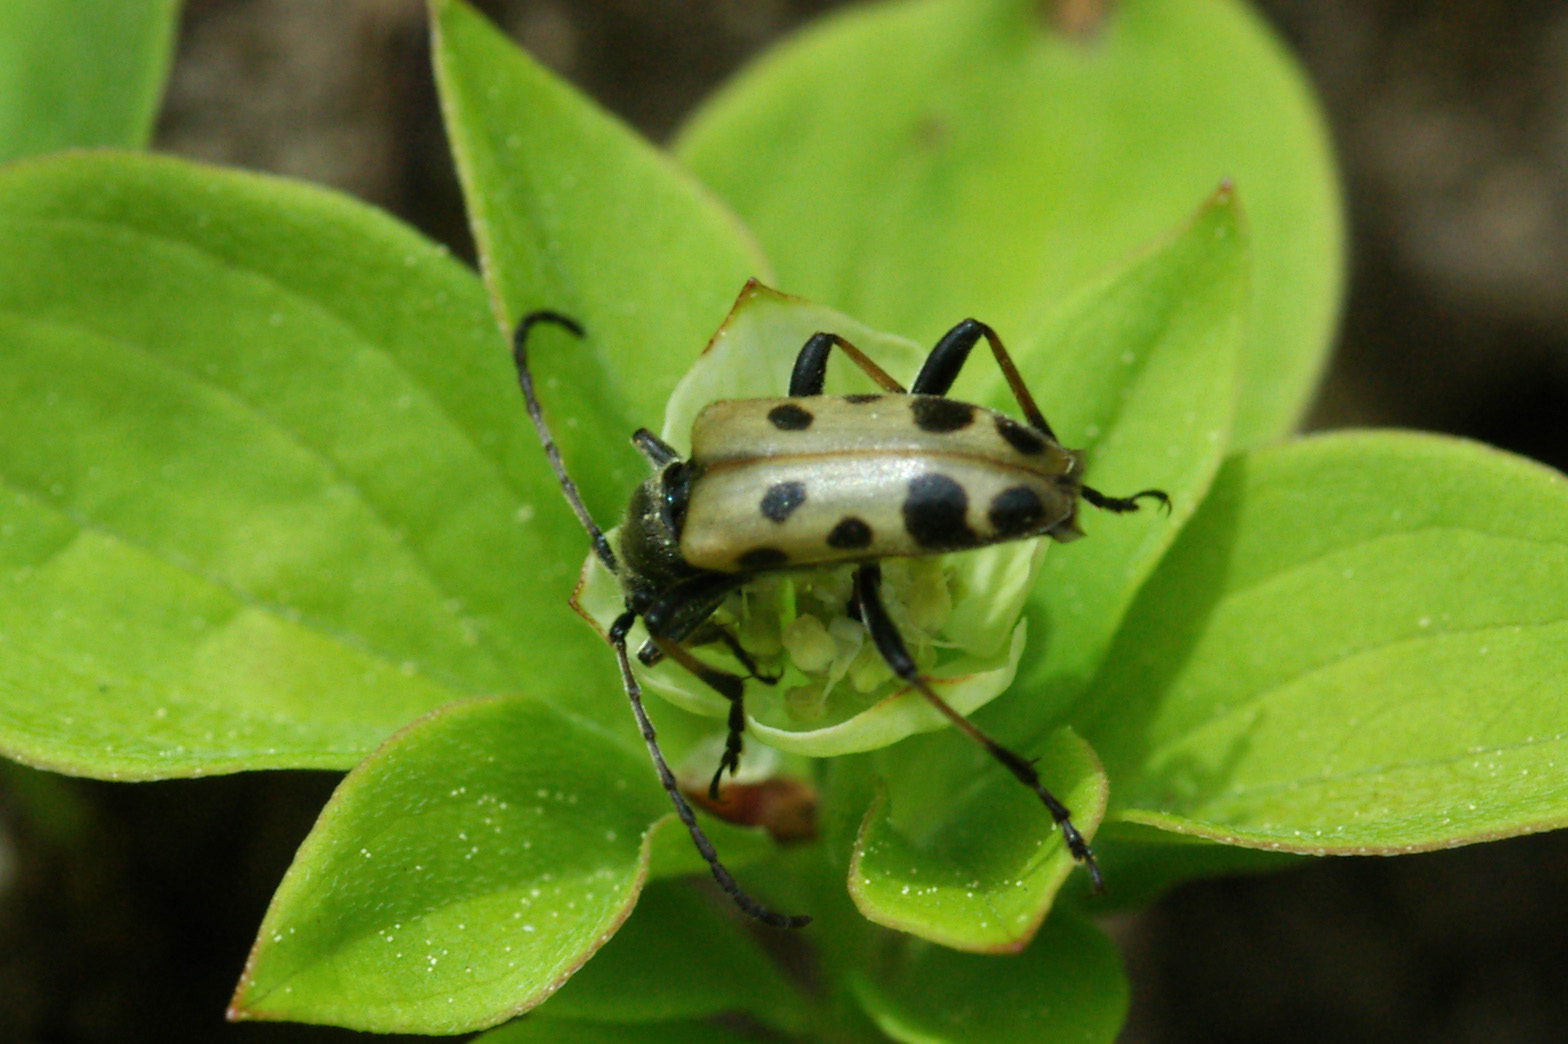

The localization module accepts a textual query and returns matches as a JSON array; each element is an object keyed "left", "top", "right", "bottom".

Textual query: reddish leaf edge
[{"left": 846, "top": 730, "right": 1110, "bottom": 955}]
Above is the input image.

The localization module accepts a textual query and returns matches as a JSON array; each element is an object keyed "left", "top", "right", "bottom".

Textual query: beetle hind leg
[{"left": 852, "top": 562, "right": 1104, "bottom": 892}]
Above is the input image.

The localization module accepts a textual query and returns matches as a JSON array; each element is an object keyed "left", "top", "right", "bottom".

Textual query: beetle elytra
[{"left": 512, "top": 303, "right": 1167, "bottom": 928}]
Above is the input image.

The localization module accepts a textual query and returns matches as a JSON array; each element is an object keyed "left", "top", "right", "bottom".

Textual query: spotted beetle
[{"left": 513, "top": 307, "right": 1167, "bottom": 928}]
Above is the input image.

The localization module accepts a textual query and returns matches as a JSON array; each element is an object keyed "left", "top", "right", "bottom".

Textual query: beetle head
[{"left": 617, "top": 463, "right": 698, "bottom": 610}]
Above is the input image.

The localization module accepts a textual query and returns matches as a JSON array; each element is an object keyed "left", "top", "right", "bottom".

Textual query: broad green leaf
[
  {"left": 849, "top": 727, "right": 1104, "bottom": 952},
  {"left": 839, "top": 192, "right": 1245, "bottom": 948},
  {"left": 537, "top": 878, "right": 804, "bottom": 1030},
  {"left": 476, "top": 1017, "right": 760, "bottom": 1044},
  {"left": 1083, "top": 432, "right": 1568, "bottom": 852},
  {"left": 229, "top": 697, "right": 666, "bottom": 1035},
  {"left": 0, "top": 151, "right": 617, "bottom": 778},
  {"left": 679, "top": 0, "right": 1339, "bottom": 448},
  {"left": 0, "top": 0, "right": 181, "bottom": 163},
  {"left": 431, "top": 0, "right": 770, "bottom": 522},
  {"left": 851, "top": 911, "right": 1127, "bottom": 1044},
  {"left": 1003, "top": 187, "right": 1246, "bottom": 728}
]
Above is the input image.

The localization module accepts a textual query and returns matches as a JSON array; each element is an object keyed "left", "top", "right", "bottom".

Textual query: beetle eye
[{"left": 661, "top": 462, "right": 691, "bottom": 533}]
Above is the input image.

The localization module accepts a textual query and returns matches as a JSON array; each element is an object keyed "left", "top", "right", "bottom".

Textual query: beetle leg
[
  {"left": 637, "top": 573, "right": 749, "bottom": 667},
  {"left": 651, "top": 637, "right": 751, "bottom": 801},
  {"left": 911, "top": 318, "right": 1059, "bottom": 442},
  {"left": 641, "top": 589, "right": 779, "bottom": 799},
  {"left": 512, "top": 312, "right": 617, "bottom": 573},
  {"left": 608, "top": 612, "right": 811, "bottom": 929},
  {"left": 789, "top": 332, "right": 907, "bottom": 396},
  {"left": 1082, "top": 485, "right": 1172, "bottom": 515},
  {"left": 852, "top": 562, "right": 1105, "bottom": 892},
  {"left": 688, "top": 621, "right": 782, "bottom": 685}
]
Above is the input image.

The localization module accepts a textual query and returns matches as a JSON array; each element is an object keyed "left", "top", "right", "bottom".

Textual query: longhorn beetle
[{"left": 513, "top": 307, "right": 1168, "bottom": 928}]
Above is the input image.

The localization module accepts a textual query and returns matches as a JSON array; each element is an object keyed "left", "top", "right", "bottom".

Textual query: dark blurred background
[{"left": 3, "top": 1, "right": 1568, "bottom": 1041}]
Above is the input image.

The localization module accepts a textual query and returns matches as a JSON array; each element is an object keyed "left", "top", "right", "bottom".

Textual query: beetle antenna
[
  {"left": 513, "top": 312, "right": 618, "bottom": 573},
  {"left": 608, "top": 613, "right": 811, "bottom": 929}
]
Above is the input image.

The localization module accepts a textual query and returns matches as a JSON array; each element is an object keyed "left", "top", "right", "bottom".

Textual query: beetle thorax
[{"left": 617, "top": 466, "right": 700, "bottom": 611}]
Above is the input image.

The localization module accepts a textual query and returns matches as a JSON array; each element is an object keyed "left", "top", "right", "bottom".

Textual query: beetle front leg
[
  {"left": 651, "top": 637, "right": 751, "bottom": 799},
  {"left": 852, "top": 562, "right": 1104, "bottom": 891},
  {"left": 685, "top": 621, "right": 782, "bottom": 685}
]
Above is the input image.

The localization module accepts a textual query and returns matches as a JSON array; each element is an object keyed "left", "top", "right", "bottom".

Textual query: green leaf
[
  {"left": 229, "top": 697, "right": 666, "bottom": 1035},
  {"left": 849, "top": 727, "right": 1105, "bottom": 952},
  {"left": 430, "top": 0, "right": 770, "bottom": 522},
  {"left": 1083, "top": 432, "right": 1568, "bottom": 853},
  {"left": 0, "top": 0, "right": 181, "bottom": 163},
  {"left": 475, "top": 1017, "right": 761, "bottom": 1044},
  {"left": 1003, "top": 187, "right": 1247, "bottom": 729},
  {"left": 0, "top": 151, "right": 616, "bottom": 778},
  {"left": 851, "top": 911, "right": 1128, "bottom": 1044},
  {"left": 678, "top": 0, "right": 1339, "bottom": 448},
  {"left": 537, "top": 878, "right": 804, "bottom": 1030}
]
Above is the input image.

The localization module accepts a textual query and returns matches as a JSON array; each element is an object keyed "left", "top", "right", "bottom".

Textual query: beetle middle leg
[
  {"left": 639, "top": 575, "right": 774, "bottom": 799},
  {"left": 686, "top": 621, "right": 783, "bottom": 686},
  {"left": 789, "top": 332, "right": 907, "bottom": 396},
  {"left": 852, "top": 561, "right": 1105, "bottom": 891}
]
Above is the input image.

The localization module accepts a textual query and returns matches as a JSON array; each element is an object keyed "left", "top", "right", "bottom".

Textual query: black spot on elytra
[
  {"left": 995, "top": 414, "right": 1047, "bottom": 455},
  {"left": 737, "top": 547, "right": 789, "bottom": 571},
  {"left": 759, "top": 481, "right": 806, "bottom": 523},
  {"left": 768, "top": 403, "right": 814, "bottom": 431},
  {"left": 911, "top": 396, "right": 975, "bottom": 433},
  {"left": 989, "top": 485, "right": 1047, "bottom": 537},
  {"left": 903, "top": 473, "right": 975, "bottom": 550},
  {"left": 844, "top": 393, "right": 882, "bottom": 405},
  {"left": 826, "top": 516, "right": 873, "bottom": 549}
]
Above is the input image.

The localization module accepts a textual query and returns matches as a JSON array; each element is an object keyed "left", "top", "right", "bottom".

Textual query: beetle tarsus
[
  {"left": 1082, "top": 485, "right": 1171, "bottom": 516},
  {"left": 708, "top": 698, "right": 746, "bottom": 801},
  {"left": 984, "top": 739, "right": 1104, "bottom": 893}
]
